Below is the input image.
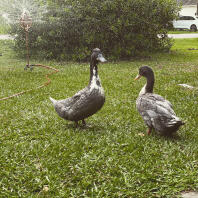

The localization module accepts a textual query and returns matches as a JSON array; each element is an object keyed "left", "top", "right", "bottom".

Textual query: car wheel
[{"left": 190, "top": 25, "right": 197, "bottom": 32}]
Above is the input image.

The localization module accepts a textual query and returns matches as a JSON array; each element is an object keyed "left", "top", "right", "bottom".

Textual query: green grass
[
  {"left": 0, "top": 25, "right": 9, "bottom": 34},
  {"left": 172, "top": 38, "right": 198, "bottom": 50},
  {"left": 168, "top": 30, "right": 198, "bottom": 34},
  {"left": 0, "top": 39, "right": 198, "bottom": 197}
]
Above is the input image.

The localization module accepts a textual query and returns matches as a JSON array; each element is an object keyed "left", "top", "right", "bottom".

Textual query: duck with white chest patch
[
  {"left": 135, "top": 66, "right": 184, "bottom": 136},
  {"left": 50, "top": 48, "right": 106, "bottom": 127}
]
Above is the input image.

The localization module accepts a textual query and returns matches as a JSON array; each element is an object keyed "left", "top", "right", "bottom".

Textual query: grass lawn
[
  {"left": 0, "top": 25, "right": 9, "bottom": 34},
  {"left": 0, "top": 38, "right": 198, "bottom": 197},
  {"left": 168, "top": 30, "right": 198, "bottom": 34}
]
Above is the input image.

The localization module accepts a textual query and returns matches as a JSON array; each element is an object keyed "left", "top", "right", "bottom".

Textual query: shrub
[
  {"left": 0, "top": 16, "right": 10, "bottom": 34},
  {"left": 10, "top": 0, "right": 180, "bottom": 61}
]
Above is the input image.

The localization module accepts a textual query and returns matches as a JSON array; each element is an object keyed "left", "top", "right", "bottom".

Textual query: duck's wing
[
  {"left": 136, "top": 93, "right": 180, "bottom": 132},
  {"left": 146, "top": 93, "right": 175, "bottom": 115},
  {"left": 69, "top": 88, "right": 100, "bottom": 113},
  {"left": 56, "top": 87, "right": 88, "bottom": 108},
  {"left": 52, "top": 87, "right": 87, "bottom": 118}
]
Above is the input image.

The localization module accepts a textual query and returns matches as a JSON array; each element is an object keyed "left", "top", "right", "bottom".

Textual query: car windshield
[{"left": 179, "top": 16, "right": 195, "bottom": 20}]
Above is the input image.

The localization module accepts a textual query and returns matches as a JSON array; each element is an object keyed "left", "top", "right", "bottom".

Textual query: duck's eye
[
  {"left": 141, "top": 69, "right": 147, "bottom": 75},
  {"left": 139, "top": 70, "right": 144, "bottom": 75}
]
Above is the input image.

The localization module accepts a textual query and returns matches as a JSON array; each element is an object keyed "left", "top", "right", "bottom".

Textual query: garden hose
[
  {"left": 0, "top": 12, "right": 59, "bottom": 101},
  {"left": 0, "top": 64, "right": 59, "bottom": 101}
]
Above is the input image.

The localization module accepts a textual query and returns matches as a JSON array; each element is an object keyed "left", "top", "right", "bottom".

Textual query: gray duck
[
  {"left": 50, "top": 48, "right": 106, "bottom": 127},
  {"left": 135, "top": 66, "right": 184, "bottom": 135}
]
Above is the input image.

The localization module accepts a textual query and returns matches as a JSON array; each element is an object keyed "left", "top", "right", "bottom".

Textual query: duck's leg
[
  {"left": 82, "top": 119, "right": 86, "bottom": 126},
  {"left": 147, "top": 127, "right": 152, "bottom": 135}
]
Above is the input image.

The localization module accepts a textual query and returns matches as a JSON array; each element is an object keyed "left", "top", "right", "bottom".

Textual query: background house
[{"left": 177, "top": 0, "right": 198, "bottom": 16}]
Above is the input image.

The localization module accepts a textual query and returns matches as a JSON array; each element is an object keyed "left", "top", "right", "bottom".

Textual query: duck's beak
[
  {"left": 134, "top": 74, "right": 142, "bottom": 80},
  {"left": 97, "top": 54, "right": 107, "bottom": 63}
]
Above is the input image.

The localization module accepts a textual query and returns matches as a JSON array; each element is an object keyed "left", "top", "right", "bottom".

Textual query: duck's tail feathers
[
  {"left": 173, "top": 116, "right": 185, "bottom": 126},
  {"left": 49, "top": 97, "right": 57, "bottom": 105}
]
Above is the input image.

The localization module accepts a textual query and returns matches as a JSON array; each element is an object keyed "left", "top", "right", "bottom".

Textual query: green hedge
[
  {"left": 0, "top": 16, "right": 10, "bottom": 34},
  {"left": 11, "top": 0, "right": 179, "bottom": 61}
]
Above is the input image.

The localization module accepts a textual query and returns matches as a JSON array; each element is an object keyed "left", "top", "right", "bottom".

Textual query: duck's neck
[
  {"left": 145, "top": 74, "right": 154, "bottom": 93},
  {"left": 139, "top": 74, "right": 155, "bottom": 95},
  {"left": 89, "top": 60, "right": 98, "bottom": 84}
]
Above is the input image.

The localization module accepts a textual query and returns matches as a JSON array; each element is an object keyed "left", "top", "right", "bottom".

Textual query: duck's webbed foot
[
  {"left": 82, "top": 119, "right": 86, "bottom": 127},
  {"left": 147, "top": 127, "right": 152, "bottom": 135}
]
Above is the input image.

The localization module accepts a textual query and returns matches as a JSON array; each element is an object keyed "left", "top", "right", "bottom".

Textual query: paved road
[
  {"left": 1, "top": 34, "right": 198, "bottom": 40},
  {"left": 0, "top": 34, "right": 14, "bottom": 40}
]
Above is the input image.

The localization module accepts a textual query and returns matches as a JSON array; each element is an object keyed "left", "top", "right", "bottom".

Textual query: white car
[{"left": 173, "top": 16, "right": 198, "bottom": 31}]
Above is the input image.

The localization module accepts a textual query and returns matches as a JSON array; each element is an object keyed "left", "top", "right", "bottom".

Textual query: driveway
[
  {"left": 0, "top": 34, "right": 14, "bottom": 40},
  {"left": 1, "top": 34, "right": 198, "bottom": 40}
]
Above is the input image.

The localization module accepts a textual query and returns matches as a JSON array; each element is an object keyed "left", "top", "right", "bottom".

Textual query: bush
[
  {"left": 10, "top": 0, "right": 180, "bottom": 61},
  {"left": 0, "top": 16, "right": 10, "bottom": 34}
]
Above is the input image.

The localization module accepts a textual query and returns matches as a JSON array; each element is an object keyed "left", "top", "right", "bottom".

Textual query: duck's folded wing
[
  {"left": 145, "top": 93, "right": 175, "bottom": 115},
  {"left": 53, "top": 92, "right": 85, "bottom": 118},
  {"left": 56, "top": 87, "right": 88, "bottom": 108},
  {"left": 137, "top": 94, "right": 178, "bottom": 131}
]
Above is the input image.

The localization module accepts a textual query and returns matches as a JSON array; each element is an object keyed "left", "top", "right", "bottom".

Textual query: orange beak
[{"left": 134, "top": 74, "right": 142, "bottom": 80}]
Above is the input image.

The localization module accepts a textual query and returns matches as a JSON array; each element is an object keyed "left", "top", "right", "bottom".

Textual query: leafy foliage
[
  {"left": 11, "top": 0, "right": 179, "bottom": 60},
  {"left": 0, "top": 16, "right": 10, "bottom": 34}
]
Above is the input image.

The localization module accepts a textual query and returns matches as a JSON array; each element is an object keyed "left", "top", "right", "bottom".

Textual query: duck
[
  {"left": 135, "top": 66, "right": 184, "bottom": 135},
  {"left": 49, "top": 48, "right": 106, "bottom": 127}
]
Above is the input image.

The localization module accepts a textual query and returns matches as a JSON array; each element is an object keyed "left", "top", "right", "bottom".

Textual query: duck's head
[
  {"left": 91, "top": 48, "right": 107, "bottom": 64},
  {"left": 135, "top": 66, "right": 154, "bottom": 80}
]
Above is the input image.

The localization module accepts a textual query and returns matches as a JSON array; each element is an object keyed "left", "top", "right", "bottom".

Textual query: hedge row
[{"left": 10, "top": 0, "right": 179, "bottom": 61}]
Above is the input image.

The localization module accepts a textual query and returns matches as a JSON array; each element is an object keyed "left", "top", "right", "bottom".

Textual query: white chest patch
[
  {"left": 90, "top": 68, "right": 104, "bottom": 95},
  {"left": 139, "top": 84, "right": 146, "bottom": 96}
]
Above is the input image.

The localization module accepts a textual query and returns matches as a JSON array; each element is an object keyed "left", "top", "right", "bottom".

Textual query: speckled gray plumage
[
  {"left": 50, "top": 48, "right": 106, "bottom": 125},
  {"left": 136, "top": 93, "right": 183, "bottom": 134},
  {"left": 136, "top": 66, "right": 184, "bottom": 135}
]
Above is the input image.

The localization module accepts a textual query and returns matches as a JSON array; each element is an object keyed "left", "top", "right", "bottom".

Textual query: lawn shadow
[
  {"left": 64, "top": 122, "right": 107, "bottom": 134},
  {"left": 152, "top": 132, "right": 183, "bottom": 143}
]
